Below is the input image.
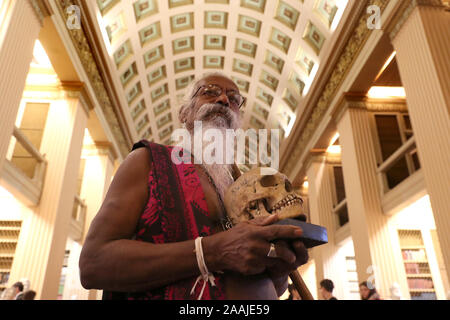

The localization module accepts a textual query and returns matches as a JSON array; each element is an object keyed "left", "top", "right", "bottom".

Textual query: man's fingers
[
  {"left": 259, "top": 224, "right": 303, "bottom": 241},
  {"left": 292, "top": 240, "right": 309, "bottom": 266},
  {"left": 248, "top": 214, "right": 279, "bottom": 226},
  {"left": 270, "top": 243, "right": 296, "bottom": 264}
]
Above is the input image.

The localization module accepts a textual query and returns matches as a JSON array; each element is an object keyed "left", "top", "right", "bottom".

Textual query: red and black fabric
[{"left": 103, "top": 140, "right": 226, "bottom": 300}]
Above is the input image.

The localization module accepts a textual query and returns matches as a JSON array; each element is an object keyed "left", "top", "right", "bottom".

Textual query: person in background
[
  {"left": 22, "top": 290, "right": 36, "bottom": 300},
  {"left": 319, "top": 279, "right": 337, "bottom": 300},
  {"left": 12, "top": 282, "right": 24, "bottom": 300},
  {"left": 359, "top": 281, "right": 381, "bottom": 300}
]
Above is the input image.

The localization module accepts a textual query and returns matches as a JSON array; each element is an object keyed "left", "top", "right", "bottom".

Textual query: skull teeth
[
  {"left": 245, "top": 195, "right": 303, "bottom": 214},
  {"left": 271, "top": 195, "right": 303, "bottom": 212}
]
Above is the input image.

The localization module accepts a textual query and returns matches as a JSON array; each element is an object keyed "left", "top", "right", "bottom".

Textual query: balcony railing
[
  {"left": 377, "top": 136, "right": 418, "bottom": 194},
  {"left": 1, "top": 126, "right": 48, "bottom": 205},
  {"left": 333, "top": 198, "right": 349, "bottom": 228}
]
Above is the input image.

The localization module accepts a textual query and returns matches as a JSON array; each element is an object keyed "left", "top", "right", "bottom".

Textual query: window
[
  {"left": 332, "top": 166, "right": 349, "bottom": 228},
  {"left": 374, "top": 113, "right": 420, "bottom": 191},
  {"left": 8, "top": 102, "right": 50, "bottom": 179}
]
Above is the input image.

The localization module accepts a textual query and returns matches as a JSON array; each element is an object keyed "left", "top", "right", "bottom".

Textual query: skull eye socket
[
  {"left": 260, "top": 175, "right": 278, "bottom": 187},
  {"left": 285, "top": 180, "right": 293, "bottom": 192}
]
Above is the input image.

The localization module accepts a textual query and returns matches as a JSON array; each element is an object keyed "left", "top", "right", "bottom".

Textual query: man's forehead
[{"left": 197, "top": 76, "right": 239, "bottom": 92}]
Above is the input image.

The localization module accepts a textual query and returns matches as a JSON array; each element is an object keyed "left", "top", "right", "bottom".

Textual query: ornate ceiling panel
[{"left": 90, "top": 0, "right": 350, "bottom": 145}]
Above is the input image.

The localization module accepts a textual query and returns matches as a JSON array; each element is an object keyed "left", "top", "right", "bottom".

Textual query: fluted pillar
[
  {"left": 9, "top": 85, "right": 90, "bottom": 299},
  {"left": 62, "top": 141, "right": 116, "bottom": 300},
  {"left": 305, "top": 154, "right": 347, "bottom": 300},
  {"left": 333, "top": 99, "right": 408, "bottom": 299},
  {"left": 0, "top": 0, "right": 42, "bottom": 172},
  {"left": 390, "top": 0, "right": 450, "bottom": 283}
]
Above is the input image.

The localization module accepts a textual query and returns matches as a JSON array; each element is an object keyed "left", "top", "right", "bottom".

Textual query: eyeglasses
[{"left": 192, "top": 84, "right": 246, "bottom": 109}]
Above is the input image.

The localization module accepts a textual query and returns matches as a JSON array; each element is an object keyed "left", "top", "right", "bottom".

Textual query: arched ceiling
[{"left": 87, "top": 0, "right": 350, "bottom": 146}]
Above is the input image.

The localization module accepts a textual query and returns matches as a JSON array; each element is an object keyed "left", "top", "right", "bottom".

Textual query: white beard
[
  {"left": 189, "top": 103, "right": 239, "bottom": 200},
  {"left": 197, "top": 121, "right": 234, "bottom": 201}
]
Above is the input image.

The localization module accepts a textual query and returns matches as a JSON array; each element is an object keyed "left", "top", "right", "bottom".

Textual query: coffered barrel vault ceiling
[{"left": 86, "top": 0, "right": 350, "bottom": 146}]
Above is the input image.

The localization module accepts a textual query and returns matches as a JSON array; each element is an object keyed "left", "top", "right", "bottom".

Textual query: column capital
[
  {"left": 29, "top": 0, "right": 53, "bottom": 26},
  {"left": 82, "top": 141, "right": 118, "bottom": 163},
  {"left": 303, "top": 149, "right": 327, "bottom": 173},
  {"left": 388, "top": 0, "right": 447, "bottom": 41},
  {"left": 60, "top": 81, "right": 95, "bottom": 116},
  {"left": 332, "top": 92, "right": 408, "bottom": 124},
  {"left": 95, "top": 141, "right": 119, "bottom": 163},
  {"left": 332, "top": 93, "right": 368, "bottom": 125}
]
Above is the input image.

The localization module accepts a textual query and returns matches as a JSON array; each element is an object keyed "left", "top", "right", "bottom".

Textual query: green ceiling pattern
[{"left": 94, "top": 0, "right": 348, "bottom": 145}]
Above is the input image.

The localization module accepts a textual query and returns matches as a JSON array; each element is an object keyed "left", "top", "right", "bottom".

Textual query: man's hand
[
  {"left": 252, "top": 216, "right": 309, "bottom": 296},
  {"left": 265, "top": 239, "right": 309, "bottom": 296},
  {"left": 203, "top": 214, "right": 307, "bottom": 277}
]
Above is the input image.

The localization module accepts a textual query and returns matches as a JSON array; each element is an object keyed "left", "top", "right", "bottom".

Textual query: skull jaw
[{"left": 276, "top": 203, "right": 303, "bottom": 220}]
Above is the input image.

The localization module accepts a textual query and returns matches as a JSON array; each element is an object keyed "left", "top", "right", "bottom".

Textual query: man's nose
[{"left": 215, "top": 92, "right": 230, "bottom": 107}]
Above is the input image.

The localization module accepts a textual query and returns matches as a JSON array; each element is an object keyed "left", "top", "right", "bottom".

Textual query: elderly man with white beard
[{"left": 79, "top": 73, "right": 309, "bottom": 300}]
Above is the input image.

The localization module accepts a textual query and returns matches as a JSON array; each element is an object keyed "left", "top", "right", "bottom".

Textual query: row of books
[
  {"left": 404, "top": 262, "right": 430, "bottom": 274},
  {"left": 411, "top": 292, "right": 437, "bottom": 300},
  {"left": 407, "top": 278, "right": 434, "bottom": 289},
  {"left": 402, "top": 249, "right": 427, "bottom": 261}
]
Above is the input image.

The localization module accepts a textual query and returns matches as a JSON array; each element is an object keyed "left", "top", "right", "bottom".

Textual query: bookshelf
[
  {"left": 0, "top": 220, "right": 21, "bottom": 293},
  {"left": 398, "top": 230, "right": 436, "bottom": 300}
]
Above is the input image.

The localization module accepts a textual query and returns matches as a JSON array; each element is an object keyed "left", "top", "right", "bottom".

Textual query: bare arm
[
  {"left": 79, "top": 147, "right": 203, "bottom": 292},
  {"left": 79, "top": 147, "right": 305, "bottom": 293}
]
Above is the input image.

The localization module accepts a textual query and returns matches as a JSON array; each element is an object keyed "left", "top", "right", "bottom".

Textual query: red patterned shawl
[{"left": 103, "top": 140, "right": 226, "bottom": 300}]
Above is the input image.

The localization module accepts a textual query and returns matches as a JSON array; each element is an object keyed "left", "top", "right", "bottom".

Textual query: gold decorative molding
[
  {"left": 283, "top": 0, "right": 390, "bottom": 176},
  {"left": 54, "top": 0, "right": 130, "bottom": 159}
]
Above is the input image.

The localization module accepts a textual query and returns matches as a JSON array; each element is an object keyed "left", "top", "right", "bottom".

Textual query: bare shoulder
[
  {"left": 120, "top": 146, "right": 152, "bottom": 175},
  {"left": 85, "top": 146, "right": 153, "bottom": 242}
]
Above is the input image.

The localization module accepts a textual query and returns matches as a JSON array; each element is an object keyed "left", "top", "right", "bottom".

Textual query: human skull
[{"left": 224, "top": 167, "right": 305, "bottom": 225}]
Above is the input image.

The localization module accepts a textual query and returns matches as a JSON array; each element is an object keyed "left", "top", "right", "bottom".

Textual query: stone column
[
  {"left": 62, "top": 141, "right": 116, "bottom": 300},
  {"left": 8, "top": 83, "right": 91, "bottom": 299},
  {"left": 0, "top": 0, "right": 43, "bottom": 171},
  {"left": 83, "top": 143, "right": 115, "bottom": 300},
  {"left": 390, "top": 0, "right": 450, "bottom": 283},
  {"left": 305, "top": 153, "right": 347, "bottom": 300},
  {"left": 332, "top": 96, "right": 409, "bottom": 298}
]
